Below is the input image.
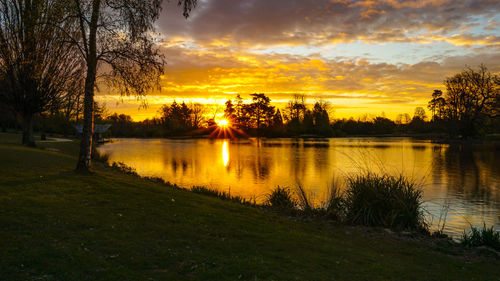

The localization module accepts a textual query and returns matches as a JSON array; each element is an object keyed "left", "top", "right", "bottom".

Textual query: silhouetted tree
[
  {"left": 413, "top": 107, "right": 427, "bottom": 121},
  {"left": 245, "top": 93, "right": 275, "bottom": 131},
  {"left": 159, "top": 101, "right": 193, "bottom": 132},
  {"left": 69, "top": 0, "right": 198, "bottom": 172},
  {"left": 312, "top": 101, "right": 332, "bottom": 136},
  {"left": 286, "top": 94, "right": 306, "bottom": 122},
  {"left": 302, "top": 109, "right": 314, "bottom": 134},
  {"left": 396, "top": 113, "right": 411, "bottom": 124},
  {"left": 224, "top": 99, "right": 236, "bottom": 122},
  {"left": 428, "top": 90, "right": 446, "bottom": 121},
  {"left": 372, "top": 117, "right": 395, "bottom": 135},
  {"left": 442, "top": 65, "right": 499, "bottom": 137},
  {"left": 0, "top": 0, "right": 82, "bottom": 146},
  {"left": 272, "top": 108, "right": 284, "bottom": 129},
  {"left": 189, "top": 103, "right": 205, "bottom": 129}
]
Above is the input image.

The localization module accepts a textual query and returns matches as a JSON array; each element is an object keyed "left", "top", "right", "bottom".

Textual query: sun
[{"left": 217, "top": 119, "right": 229, "bottom": 127}]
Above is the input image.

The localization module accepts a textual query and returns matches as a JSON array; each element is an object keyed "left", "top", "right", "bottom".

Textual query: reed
[
  {"left": 461, "top": 224, "right": 500, "bottom": 251},
  {"left": 343, "top": 173, "right": 426, "bottom": 231},
  {"left": 265, "top": 186, "right": 296, "bottom": 212}
]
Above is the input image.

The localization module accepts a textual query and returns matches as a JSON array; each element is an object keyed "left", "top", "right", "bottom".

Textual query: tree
[
  {"left": 312, "top": 101, "right": 332, "bottom": 136},
  {"left": 396, "top": 113, "right": 411, "bottom": 124},
  {"left": 69, "top": 0, "right": 198, "bottom": 172},
  {"left": 271, "top": 109, "right": 284, "bottom": 129},
  {"left": 245, "top": 93, "right": 275, "bottom": 131},
  {"left": 443, "top": 65, "right": 499, "bottom": 136},
  {"left": 224, "top": 99, "right": 236, "bottom": 122},
  {"left": 413, "top": 107, "right": 427, "bottom": 121},
  {"left": 0, "top": 0, "right": 82, "bottom": 146},
  {"left": 285, "top": 94, "right": 306, "bottom": 122},
  {"left": 428, "top": 90, "right": 446, "bottom": 121},
  {"left": 189, "top": 103, "right": 205, "bottom": 129}
]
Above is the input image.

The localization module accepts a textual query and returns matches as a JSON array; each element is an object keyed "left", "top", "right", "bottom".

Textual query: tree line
[
  {"left": 104, "top": 65, "right": 499, "bottom": 139},
  {"left": 2, "top": 62, "right": 500, "bottom": 140}
]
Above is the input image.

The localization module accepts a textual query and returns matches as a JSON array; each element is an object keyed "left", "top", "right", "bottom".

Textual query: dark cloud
[{"left": 158, "top": 0, "right": 500, "bottom": 46}]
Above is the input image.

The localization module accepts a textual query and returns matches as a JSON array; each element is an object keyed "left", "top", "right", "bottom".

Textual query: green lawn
[{"left": 0, "top": 133, "right": 498, "bottom": 280}]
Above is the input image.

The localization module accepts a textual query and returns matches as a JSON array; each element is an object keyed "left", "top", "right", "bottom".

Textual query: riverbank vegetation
[{"left": 1, "top": 133, "right": 499, "bottom": 279}]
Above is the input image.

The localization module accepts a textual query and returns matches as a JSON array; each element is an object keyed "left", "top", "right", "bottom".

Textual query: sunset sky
[{"left": 96, "top": 0, "right": 500, "bottom": 121}]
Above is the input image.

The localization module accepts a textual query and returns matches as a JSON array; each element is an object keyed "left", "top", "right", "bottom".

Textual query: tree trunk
[
  {"left": 76, "top": 0, "right": 101, "bottom": 172},
  {"left": 76, "top": 75, "right": 95, "bottom": 172},
  {"left": 21, "top": 115, "right": 36, "bottom": 147}
]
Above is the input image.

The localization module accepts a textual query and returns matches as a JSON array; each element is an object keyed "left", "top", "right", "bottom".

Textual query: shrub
[
  {"left": 343, "top": 173, "right": 426, "bottom": 231},
  {"left": 266, "top": 186, "right": 296, "bottom": 211},
  {"left": 110, "top": 161, "right": 138, "bottom": 175},
  {"left": 461, "top": 224, "right": 500, "bottom": 251}
]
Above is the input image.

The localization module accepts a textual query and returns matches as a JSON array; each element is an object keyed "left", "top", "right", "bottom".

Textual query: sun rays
[{"left": 209, "top": 118, "right": 249, "bottom": 139}]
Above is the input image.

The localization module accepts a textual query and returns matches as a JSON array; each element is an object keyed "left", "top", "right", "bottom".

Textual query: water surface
[{"left": 98, "top": 138, "right": 500, "bottom": 237}]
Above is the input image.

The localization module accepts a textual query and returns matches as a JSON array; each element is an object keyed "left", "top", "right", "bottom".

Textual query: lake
[{"left": 97, "top": 138, "right": 500, "bottom": 237}]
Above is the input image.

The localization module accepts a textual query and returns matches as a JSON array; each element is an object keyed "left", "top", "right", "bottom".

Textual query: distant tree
[
  {"left": 312, "top": 101, "right": 332, "bottom": 136},
  {"left": 428, "top": 90, "right": 446, "bottom": 121},
  {"left": 372, "top": 117, "right": 395, "bottom": 135},
  {"left": 0, "top": 0, "right": 82, "bottom": 146},
  {"left": 189, "top": 103, "right": 205, "bottom": 129},
  {"left": 272, "top": 108, "right": 284, "bottom": 129},
  {"left": 413, "top": 107, "right": 427, "bottom": 121},
  {"left": 68, "top": 0, "right": 198, "bottom": 172},
  {"left": 286, "top": 94, "right": 306, "bottom": 122},
  {"left": 106, "top": 113, "right": 134, "bottom": 137},
  {"left": 224, "top": 100, "right": 236, "bottom": 122},
  {"left": 302, "top": 109, "right": 314, "bottom": 134},
  {"left": 245, "top": 93, "right": 275, "bottom": 131},
  {"left": 159, "top": 101, "right": 193, "bottom": 132},
  {"left": 395, "top": 113, "right": 411, "bottom": 124}
]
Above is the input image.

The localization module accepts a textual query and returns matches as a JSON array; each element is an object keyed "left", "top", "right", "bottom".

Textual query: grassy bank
[{"left": 0, "top": 133, "right": 498, "bottom": 280}]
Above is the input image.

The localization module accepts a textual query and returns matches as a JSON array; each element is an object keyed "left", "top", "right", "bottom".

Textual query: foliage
[
  {"left": 428, "top": 65, "right": 500, "bottom": 137},
  {"left": 265, "top": 186, "right": 297, "bottom": 211},
  {"left": 71, "top": 0, "right": 198, "bottom": 171},
  {"left": 191, "top": 186, "right": 252, "bottom": 205},
  {"left": 343, "top": 173, "right": 426, "bottom": 231},
  {"left": 323, "top": 182, "right": 345, "bottom": 220},
  {"left": 0, "top": 0, "right": 82, "bottom": 146},
  {"left": 460, "top": 224, "right": 500, "bottom": 251}
]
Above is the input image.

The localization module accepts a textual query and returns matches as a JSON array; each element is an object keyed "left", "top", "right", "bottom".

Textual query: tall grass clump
[
  {"left": 92, "top": 147, "right": 110, "bottom": 163},
  {"left": 344, "top": 173, "right": 426, "bottom": 231},
  {"left": 323, "top": 182, "right": 345, "bottom": 220},
  {"left": 460, "top": 224, "right": 500, "bottom": 251},
  {"left": 266, "top": 186, "right": 296, "bottom": 212},
  {"left": 295, "top": 184, "right": 313, "bottom": 213}
]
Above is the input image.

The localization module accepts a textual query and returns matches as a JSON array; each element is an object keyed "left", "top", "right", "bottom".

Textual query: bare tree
[
  {"left": 285, "top": 94, "right": 306, "bottom": 121},
  {"left": 190, "top": 102, "right": 205, "bottom": 129},
  {"left": 65, "top": 0, "right": 197, "bottom": 172},
  {"left": 0, "top": 0, "right": 82, "bottom": 146},
  {"left": 413, "top": 107, "right": 427, "bottom": 121}
]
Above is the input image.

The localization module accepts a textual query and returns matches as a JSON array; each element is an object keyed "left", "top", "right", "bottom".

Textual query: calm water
[{"left": 98, "top": 138, "right": 500, "bottom": 237}]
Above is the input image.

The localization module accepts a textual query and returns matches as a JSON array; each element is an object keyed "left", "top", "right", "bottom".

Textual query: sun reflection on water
[{"left": 222, "top": 140, "right": 229, "bottom": 166}]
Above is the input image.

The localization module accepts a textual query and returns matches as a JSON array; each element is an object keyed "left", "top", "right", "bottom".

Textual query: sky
[{"left": 96, "top": 0, "right": 500, "bottom": 121}]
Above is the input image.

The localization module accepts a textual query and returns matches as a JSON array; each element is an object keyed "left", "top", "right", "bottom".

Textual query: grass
[
  {"left": 268, "top": 174, "right": 426, "bottom": 232},
  {"left": 0, "top": 132, "right": 499, "bottom": 280},
  {"left": 344, "top": 173, "right": 427, "bottom": 231},
  {"left": 461, "top": 224, "right": 500, "bottom": 251},
  {"left": 191, "top": 186, "right": 252, "bottom": 205},
  {"left": 265, "top": 186, "right": 296, "bottom": 212}
]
